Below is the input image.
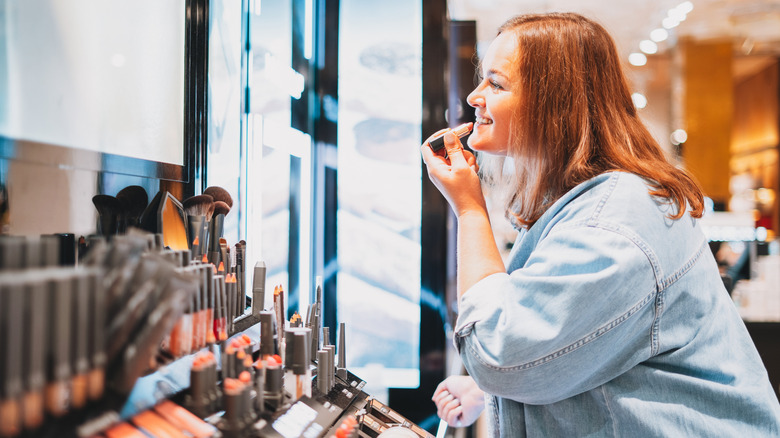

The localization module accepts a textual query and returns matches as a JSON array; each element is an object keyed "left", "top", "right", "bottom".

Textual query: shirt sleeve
[{"left": 454, "top": 223, "right": 660, "bottom": 404}]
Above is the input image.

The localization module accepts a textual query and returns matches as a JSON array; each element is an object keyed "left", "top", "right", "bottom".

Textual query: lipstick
[
  {"left": 237, "top": 242, "right": 246, "bottom": 304},
  {"left": 190, "top": 267, "right": 204, "bottom": 352},
  {"left": 104, "top": 422, "right": 148, "bottom": 438},
  {"left": 203, "top": 265, "right": 216, "bottom": 345},
  {"left": 258, "top": 311, "right": 276, "bottom": 361},
  {"left": 316, "top": 350, "right": 329, "bottom": 395},
  {"left": 273, "top": 285, "right": 286, "bottom": 335},
  {"left": 45, "top": 273, "right": 72, "bottom": 418},
  {"left": 70, "top": 273, "right": 91, "bottom": 410},
  {"left": 252, "top": 359, "right": 265, "bottom": 415},
  {"left": 185, "top": 352, "right": 213, "bottom": 418},
  {"left": 337, "top": 322, "right": 347, "bottom": 380},
  {"left": 428, "top": 122, "right": 473, "bottom": 152},
  {"left": 132, "top": 410, "right": 188, "bottom": 438},
  {"left": 283, "top": 329, "right": 312, "bottom": 401},
  {"left": 1, "top": 280, "right": 23, "bottom": 438},
  {"left": 219, "top": 378, "right": 251, "bottom": 438},
  {"left": 23, "top": 278, "right": 47, "bottom": 431},
  {"left": 263, "top": 359, "right": 283, "bottom": 411},
  {"left": 226, "top": 274, "right": 236, "bottom": 335},
  {"left": 252, "top": 261, "right": 266, "bottom": 314},
  {"left": 212, "top": 274, "right": 227, "bottom": 343},
  {"left": 309, "top": 276, "right": 322, "bottom": 362},
  {"left": 154, "top": 400, "right": 217, "bottom": 438},
  {"left": 87, "top": 269, "right": 107, "bottom": 402}
]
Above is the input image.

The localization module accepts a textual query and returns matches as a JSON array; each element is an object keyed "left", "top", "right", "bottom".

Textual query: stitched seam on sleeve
[
  {"left": 587, "top": 173, "right": 620, "bottom": 225},
  {"left": 660, "top": 241, "right": 707, "bottom": 289},
  {"left": 465, "top": 288, "right": 655, "bottom": 371}
]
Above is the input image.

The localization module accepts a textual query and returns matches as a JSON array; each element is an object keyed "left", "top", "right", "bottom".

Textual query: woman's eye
[{"left": 489, "top": 80, "right": 502, "bottom": 90}]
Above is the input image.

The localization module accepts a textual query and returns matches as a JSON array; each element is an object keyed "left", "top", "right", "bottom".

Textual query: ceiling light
[
  {"left": 677, "top": 1, "right": 694, "bottom": 14},
  {"left": 628, "top": 52, "right": 647, "bottom": 66},
  {"left": 650, "top": 28, "right": 669, "bottom": 42},
  {"left": 662, "top": 17, "right": 680, "bottom": 29},
  {"left": 670, "top": 129, "right": 688, "bottom": 145},
  {"left": 639, "top": 40, "right": 658, "bottom": 54},
  {"left": 631, "top": 93, "right": 647, "bottom": 109},
  {"left": 668, "top": 8, "right": 686, "bottom": 22}
]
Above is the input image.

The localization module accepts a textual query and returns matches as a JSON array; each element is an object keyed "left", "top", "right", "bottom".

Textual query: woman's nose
[{"left": 466, "top": 88, "right": 483, "bottom": 108}]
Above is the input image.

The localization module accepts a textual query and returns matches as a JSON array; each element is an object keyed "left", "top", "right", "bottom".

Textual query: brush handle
[
  {"left": 97, "top": 213, "right": 118, "bottom": 237},
  {"left": 209, "top": 215, "right": 225, "bottom": 252},
  {"left": 187, "top": 215, "right": 205, "bottom": 254}
]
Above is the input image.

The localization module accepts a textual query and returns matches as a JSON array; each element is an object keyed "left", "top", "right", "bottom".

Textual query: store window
[
  {"left": 210, "top": 0, "right": 424, "bottom": 401},
  {"left": 337, "top": 0, "right": 423, "bottom": 398},
  {"left": 209, "top": 0, "right": 306, "bottom": 312},
  {"left": 244, "top": 0, "right": 302, "bottom": 307}
]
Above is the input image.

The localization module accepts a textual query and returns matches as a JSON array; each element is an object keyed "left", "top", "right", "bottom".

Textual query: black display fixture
[
  {"left": 0, "top": 0, "right": 208, "bottom": 200},
  {"left": 389, "top": 0, "right": 451, "bottom": 432},
  {"left": 290, "top": 0, "right": 340, "bottom": 335}
]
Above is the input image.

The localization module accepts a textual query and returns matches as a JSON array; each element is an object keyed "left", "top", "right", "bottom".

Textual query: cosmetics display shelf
[
  {"left": 1, "top": 230, "right": 436, "bottom": 438},
  {"left": 69, "top": 339, "right": 433, "bottom": 438}
]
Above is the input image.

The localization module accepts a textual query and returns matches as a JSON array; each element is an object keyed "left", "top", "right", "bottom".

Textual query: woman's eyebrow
[{"left": 486, "top": 68, "right": 505, "bottom": 77}]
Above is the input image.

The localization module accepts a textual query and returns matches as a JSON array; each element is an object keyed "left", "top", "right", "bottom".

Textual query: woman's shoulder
[{"left": 544, "top": 171, "right": 695, "bottom": 234}]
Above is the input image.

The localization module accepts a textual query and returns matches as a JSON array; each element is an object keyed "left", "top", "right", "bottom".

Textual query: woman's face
[{"left": 466, "top": 30, "right": 519, "bottom": 156}]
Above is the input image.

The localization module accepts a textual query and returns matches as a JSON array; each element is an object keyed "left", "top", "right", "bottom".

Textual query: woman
[{"left": 421, "top": 12, "right": 780, "bottom": 436}]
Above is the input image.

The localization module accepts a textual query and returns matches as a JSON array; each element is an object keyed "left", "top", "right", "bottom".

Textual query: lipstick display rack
[{"left": 0, "top": 233, "right": 433, "bottom": 438}]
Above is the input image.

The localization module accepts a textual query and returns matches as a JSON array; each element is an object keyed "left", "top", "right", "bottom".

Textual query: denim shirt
[{"left": 454, "top": 172, "right": 780, "bottom": 437}]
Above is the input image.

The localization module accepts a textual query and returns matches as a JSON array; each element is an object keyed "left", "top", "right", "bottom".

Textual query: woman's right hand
[{"left": 420, "top": 127, "right": 486, "bottom": 218}]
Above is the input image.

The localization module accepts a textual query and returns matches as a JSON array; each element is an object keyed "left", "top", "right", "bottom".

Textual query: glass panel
[
  {"left": 338, "top": 0, "right": 423, "bottom": 396},
  {"left": 246, "top": 0, "right": 296, "bottom": 309},
  {"left": 0, "top": 0, "right": 185, "bottom": 166},
  {"left": 207, "top": 0, "right": 243, "bottom": 244}
]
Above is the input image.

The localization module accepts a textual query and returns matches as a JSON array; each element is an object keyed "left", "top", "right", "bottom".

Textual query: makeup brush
[
  {"left": 204, "top": 186, "right": 233, "bottom": 209},
  {"left": 116, "top": 186, "right": 148, "bottom": 232},
  {"left": 183, "top": 195, "right": 214, "bottom": 260},
  {"left": 207, "top": 202, "right": 230, "bottom": 265},
  {"left": 213, "top": 201, "right": 230, "bottom": 218},
  {"left": 183, "top": 195, "right": 215, "bottom": 218},
  {"left": 92, "top": 194, "right": 121, "bottom": 237},
  {"left": 206, "top": 201, "right": 215, "bottom": 222}
]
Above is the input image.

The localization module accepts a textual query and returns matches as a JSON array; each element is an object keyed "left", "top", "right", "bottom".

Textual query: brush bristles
[
  {"left": 92, "top": 194, "right": 121, "bottom": 213},
  {"left": 206, "top": 201, "right": 215, "bottom": 221},
  {"left": 213, "top": 200, "right": 230, "bottom": 217},
  {"left": 116, "top": 185, "right": 149, "bottom": 218},
  {"left": 204, "top": 186, "right": 233, "bottom": 208},
  {"left": 183, "top": 194, "right": 215, "bottom": 217}
]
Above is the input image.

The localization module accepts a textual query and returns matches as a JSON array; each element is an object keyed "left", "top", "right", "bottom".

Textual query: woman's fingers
[{"left": 444, "top": 404, "right": 464, "bottom": 427}]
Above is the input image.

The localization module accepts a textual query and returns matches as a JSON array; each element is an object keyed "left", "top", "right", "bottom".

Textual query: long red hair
[{"left": 480, "top": 13, "right": 704, "bottom": 228}]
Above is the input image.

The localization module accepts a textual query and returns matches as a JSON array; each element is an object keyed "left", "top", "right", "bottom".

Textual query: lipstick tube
[
  {"left": 316, "top": 350, "right": 329, "bottom": 395},
  {"left": 45, "top": 273, "right": 72, "bottom": 418},
  {"left": 154, "top": 399, "right": 217, "bottom": 438},
  {"left": 337, "top": 322, "right": 347, "bottom": 380},
  {"left": 87, "top": 270, "right": 107, "bottom": 402},
  {"left": 219, "top": 378, "right": 251, "bottom": 438},
  {"left": 213, "top": 275, "right": 227, "bottom": 343},
  {"left": 185, "top": 352, "right": 212, "bottom": 418},
  {"left": 284, "top": 329, "right": 312, "bottom": 401},
  {"left": 325, "top": 345, "right": 336, "bottom": 392},
  {"left": 428, "top": 122, "right": 473, "bottom": 152},
  {"left": 263, "top": 363, "right": 283, "bottom": 411},
  {"left": 252, "top": 261, "right": 266, "bottom": 315},
  {"left": 1, "top": 281, "right": 23, "bottom": 438},
  {"left": 190, "top": 269, "right": 203, "bottom": 352},
  {"left": 252, "top": 360, "right": 265, "bottom": 415},
  {"left": 70, "top": 273, "right": 91, "bottom": 410},
  {"left": 22, "top": 278, "right": 46, "bottom": 431}
]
